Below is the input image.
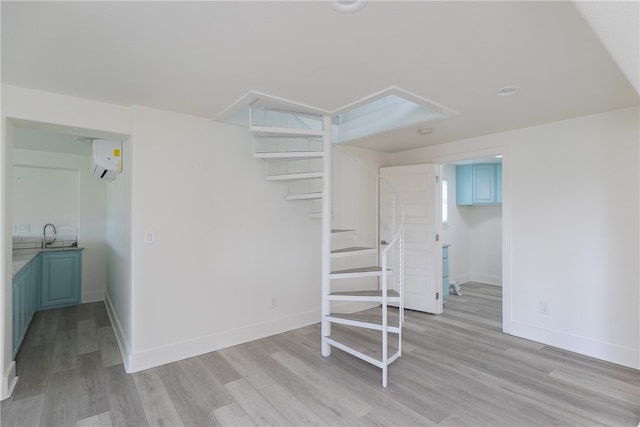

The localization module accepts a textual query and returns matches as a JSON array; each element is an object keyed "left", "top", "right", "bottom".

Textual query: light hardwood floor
[{"left": 2, "top": 283, "right": 639, "bottom": 426}]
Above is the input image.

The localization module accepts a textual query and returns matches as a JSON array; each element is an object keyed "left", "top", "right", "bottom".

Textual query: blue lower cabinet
[
  {"left": 12, "top": 250, "right": 82, "bottom": 357},
  {"left": 41, "top": 251, "right": 82, "bottom": 309},
  {"left": 442, "top": 246, "right": 449, "bottom": 300},
  {"left": 12, "top": 257, "right": 40, "bottom": 358}
]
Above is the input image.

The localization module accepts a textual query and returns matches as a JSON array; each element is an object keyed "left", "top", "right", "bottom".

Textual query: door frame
[{"left": 431, "top": 147, "right": 510, "bottom": 334}]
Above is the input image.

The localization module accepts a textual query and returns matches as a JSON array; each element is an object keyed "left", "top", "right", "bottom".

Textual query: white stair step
[
  {"left": 250, "top": 125, "right": 325, "bottom": 138},
  {"left": 266, "top": 171, "right": 323, "bottom": 181},
  {"left": 330, "top": 247, "right": 377, "bottom": 258},
  {"left": 328, "top": 289, "right": 400, "bottom": 302},
  {"left": 254, "top": 151, "right": 325, "bottom": 160},
  {"left": 286, "top": 192, "right": 323, "bottom": 201},
  {"left": 330, "top": 266, "right": 390, "bottom": 279},
  {"left": 324, "top": 315, "right": 401, "bottom": 333}
]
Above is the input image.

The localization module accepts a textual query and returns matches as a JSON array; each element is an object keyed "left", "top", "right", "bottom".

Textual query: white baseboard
[
  {"left": 1, "top": 361, "right": 17, "bottom": 401},
  {"left": 451, "top": 273, "right": 502, "bottom": 286},
  {"left": 82, "top": 290, "right": 105, "bottom": 303},
  {"left": 470, "top": 274, "right": 502, "bottom": 286},
  {"left": 451, "top": 274, "right": 471, "bottom": 285},
  {"left": 125, "top": 309, "right": 321, "bottom": 373},
  {"left": 104, "top": 292, "right": 132, "bottom": 372},
  {"left": 504, "top": 319, "right": 639, "bottom": 370}
]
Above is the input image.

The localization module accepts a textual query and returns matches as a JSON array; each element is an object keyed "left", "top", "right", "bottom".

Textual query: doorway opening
[{"left": 440, "top": 154, "right": 504, "bottom": 329}]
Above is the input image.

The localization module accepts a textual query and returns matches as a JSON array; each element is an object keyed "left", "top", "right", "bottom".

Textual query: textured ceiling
[{"left": 2, "top": 1, "right": 638, "bottom": 153}]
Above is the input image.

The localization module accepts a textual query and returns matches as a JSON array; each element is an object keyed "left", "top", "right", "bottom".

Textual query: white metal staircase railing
[
  {"left": 248, "top": 106, "right": 405, "bottom": 387},
  {"left": 324, "top": 145, "right": 405, "bottom": 388}
]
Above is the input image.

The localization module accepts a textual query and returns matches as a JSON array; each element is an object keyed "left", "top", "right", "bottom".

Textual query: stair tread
[
  {"left": 286, "top": 192, "right": 323, "bottom": 200},
  {"left": 330, "top": 289, "right": 399, "bottom": 298},
  {"left": 254, "top": 151, "right": 324, "bottom": 159},
  {"left": 327, "top": 310, "right": 401, "bottom": 325},
  {"left": 331, "top": 266, "right": 382, "bottom": 274},
  {"left": 250, "top": 125, "right": 325, "bottom": 138},
  {"left": 331, "top": 246, "right": 375, "bottom": 254},
  {"left": 267, "top": 171, "right": 323, "bottom": 181}
]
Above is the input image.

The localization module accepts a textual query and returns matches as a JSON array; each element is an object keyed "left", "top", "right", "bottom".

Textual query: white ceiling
[{"left": 2, "top": 1, "right": 638, "bottom": 153}]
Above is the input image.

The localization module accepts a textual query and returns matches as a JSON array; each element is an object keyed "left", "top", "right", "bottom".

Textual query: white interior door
[{"left": 380, "top": 164, "right": 442, "bottom": 314}]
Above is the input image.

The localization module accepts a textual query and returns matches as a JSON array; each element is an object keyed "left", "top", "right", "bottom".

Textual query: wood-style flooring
[{"left": 2, "top": 283, "right": 639, "bottom": 426}]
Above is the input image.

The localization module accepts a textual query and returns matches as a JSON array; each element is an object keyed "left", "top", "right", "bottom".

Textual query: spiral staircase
[{"left": 248, "top": 106, "right": 405, "bottom": 387}]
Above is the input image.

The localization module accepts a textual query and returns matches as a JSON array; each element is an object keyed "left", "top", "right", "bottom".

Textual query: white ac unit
[{"left": 91, "top": 139, "right": 122, "bottom": 181}]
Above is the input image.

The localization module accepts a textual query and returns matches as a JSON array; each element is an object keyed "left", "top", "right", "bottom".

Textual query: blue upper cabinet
[
  {"left": 41, "top": 251, "right": 82, "bottom": 309},
  {"left": 456, "top": 163, "right": 502, "bottom": 205},
  {"left": 496, "top": 163, "right": 502, "bottom": 204}
]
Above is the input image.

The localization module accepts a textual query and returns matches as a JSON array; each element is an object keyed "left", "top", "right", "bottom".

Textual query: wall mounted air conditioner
[{"left": 91, "top": 139, "right": 122, "bottom": 181}]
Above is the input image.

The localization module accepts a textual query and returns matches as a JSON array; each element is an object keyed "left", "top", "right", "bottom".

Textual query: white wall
[
  {"left": 393, "top": 106, "right": 639, "bottom": 369},
  {"left": 124, "top": 105, "right": 323, "bottom": 371},
  {"left": 13, "top": 165, "right": 80, "bottom": 237},
  {"left": 1, "top": 84, "right": 131, "bottom": 400},
  {"left": 1, "top": 117, "right": 17, "bottom": 399},
  {"left": 468, "top": 205, "right": 502, "bottom": 285},
  {"left": 13, "top": 149, "right": 109, "bottom": 302},
  {"left": 105, "top": 136, "right": 132, "bottom": 366}
]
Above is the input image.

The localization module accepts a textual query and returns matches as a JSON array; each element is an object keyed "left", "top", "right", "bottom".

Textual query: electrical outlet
[
  {"left": 270, "top": 298, "right": 277, "bottom": 309},
  {"left": 540, "top": 302, "right": 550, "bottom": 315}
]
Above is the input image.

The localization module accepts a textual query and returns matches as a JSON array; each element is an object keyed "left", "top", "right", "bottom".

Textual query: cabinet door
[
  {"left": 12, "top": 274, "right": 20, "bottom": 357},
  {"left": 472, "top": 164, "right": 496, "bottom": 204},
  {"left": 41, "top": 252, "right": 81, "bottom": 309},
  {"left": 455, "top": 165, "right": 473, "bottom": 205},
  {"left": 496, "top": 164, "right": 502, "bottom": 204}
]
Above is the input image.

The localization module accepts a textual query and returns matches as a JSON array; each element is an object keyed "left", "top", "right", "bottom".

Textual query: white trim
[
  {"left": 214, "top": 86, "right": 459, "bottom": 125},
  {"left": 1, "top": 361, "right": 17, "bottom": 400},
  {"left": 451, "top": 273, "right": 472, "bottom": 285},
  {"left": 125, "top": 309, "right": 321, "bottom": 373},
  {"left": 81, "top": 290, "right": 105, "bottom": 303},
  {"left": 504, "top": 320, "right": 640, "bottom": 370},
  {"left": 469, "top": 274, "right": 502, "bottom": 286},
  {"left": 104, "top": 292, "right": 131, "bottom": 372}
]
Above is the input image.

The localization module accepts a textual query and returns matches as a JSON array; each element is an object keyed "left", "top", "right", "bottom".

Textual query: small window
[{"left": 442, "top": 178, "right": 448, "bottom": 228}]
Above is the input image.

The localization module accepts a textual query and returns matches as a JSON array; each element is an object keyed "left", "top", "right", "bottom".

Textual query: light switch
[{"left": 144, "top": 231, "right": 154, "bottom": 243}]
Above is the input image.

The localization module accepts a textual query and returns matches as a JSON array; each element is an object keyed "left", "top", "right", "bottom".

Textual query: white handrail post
[
  {"left": 381, "top": 253, "right": 388, "bottom": 387},
  {"left": 321, "top": 114, "right": 332, "bottom": 357}
]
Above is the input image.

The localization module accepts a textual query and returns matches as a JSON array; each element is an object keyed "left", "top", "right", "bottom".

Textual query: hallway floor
[{"left": 2, "top": 283, "right": 639, "bottom": 426}]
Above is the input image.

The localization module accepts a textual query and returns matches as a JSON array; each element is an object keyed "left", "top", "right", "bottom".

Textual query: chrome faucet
[{"left": 43, "top": 223, "right": 56, "bottom": 248}]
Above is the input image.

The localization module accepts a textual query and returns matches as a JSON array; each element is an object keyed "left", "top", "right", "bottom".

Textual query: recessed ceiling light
[
  {"left": 418, "top": 128, "right": 433, "bottom": 136},
  {"left": 497, "top": 86, "right": 520, "bottom": 96},
  {"left": 330, "top": 0, "right": 367, "bottom": 13}
]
